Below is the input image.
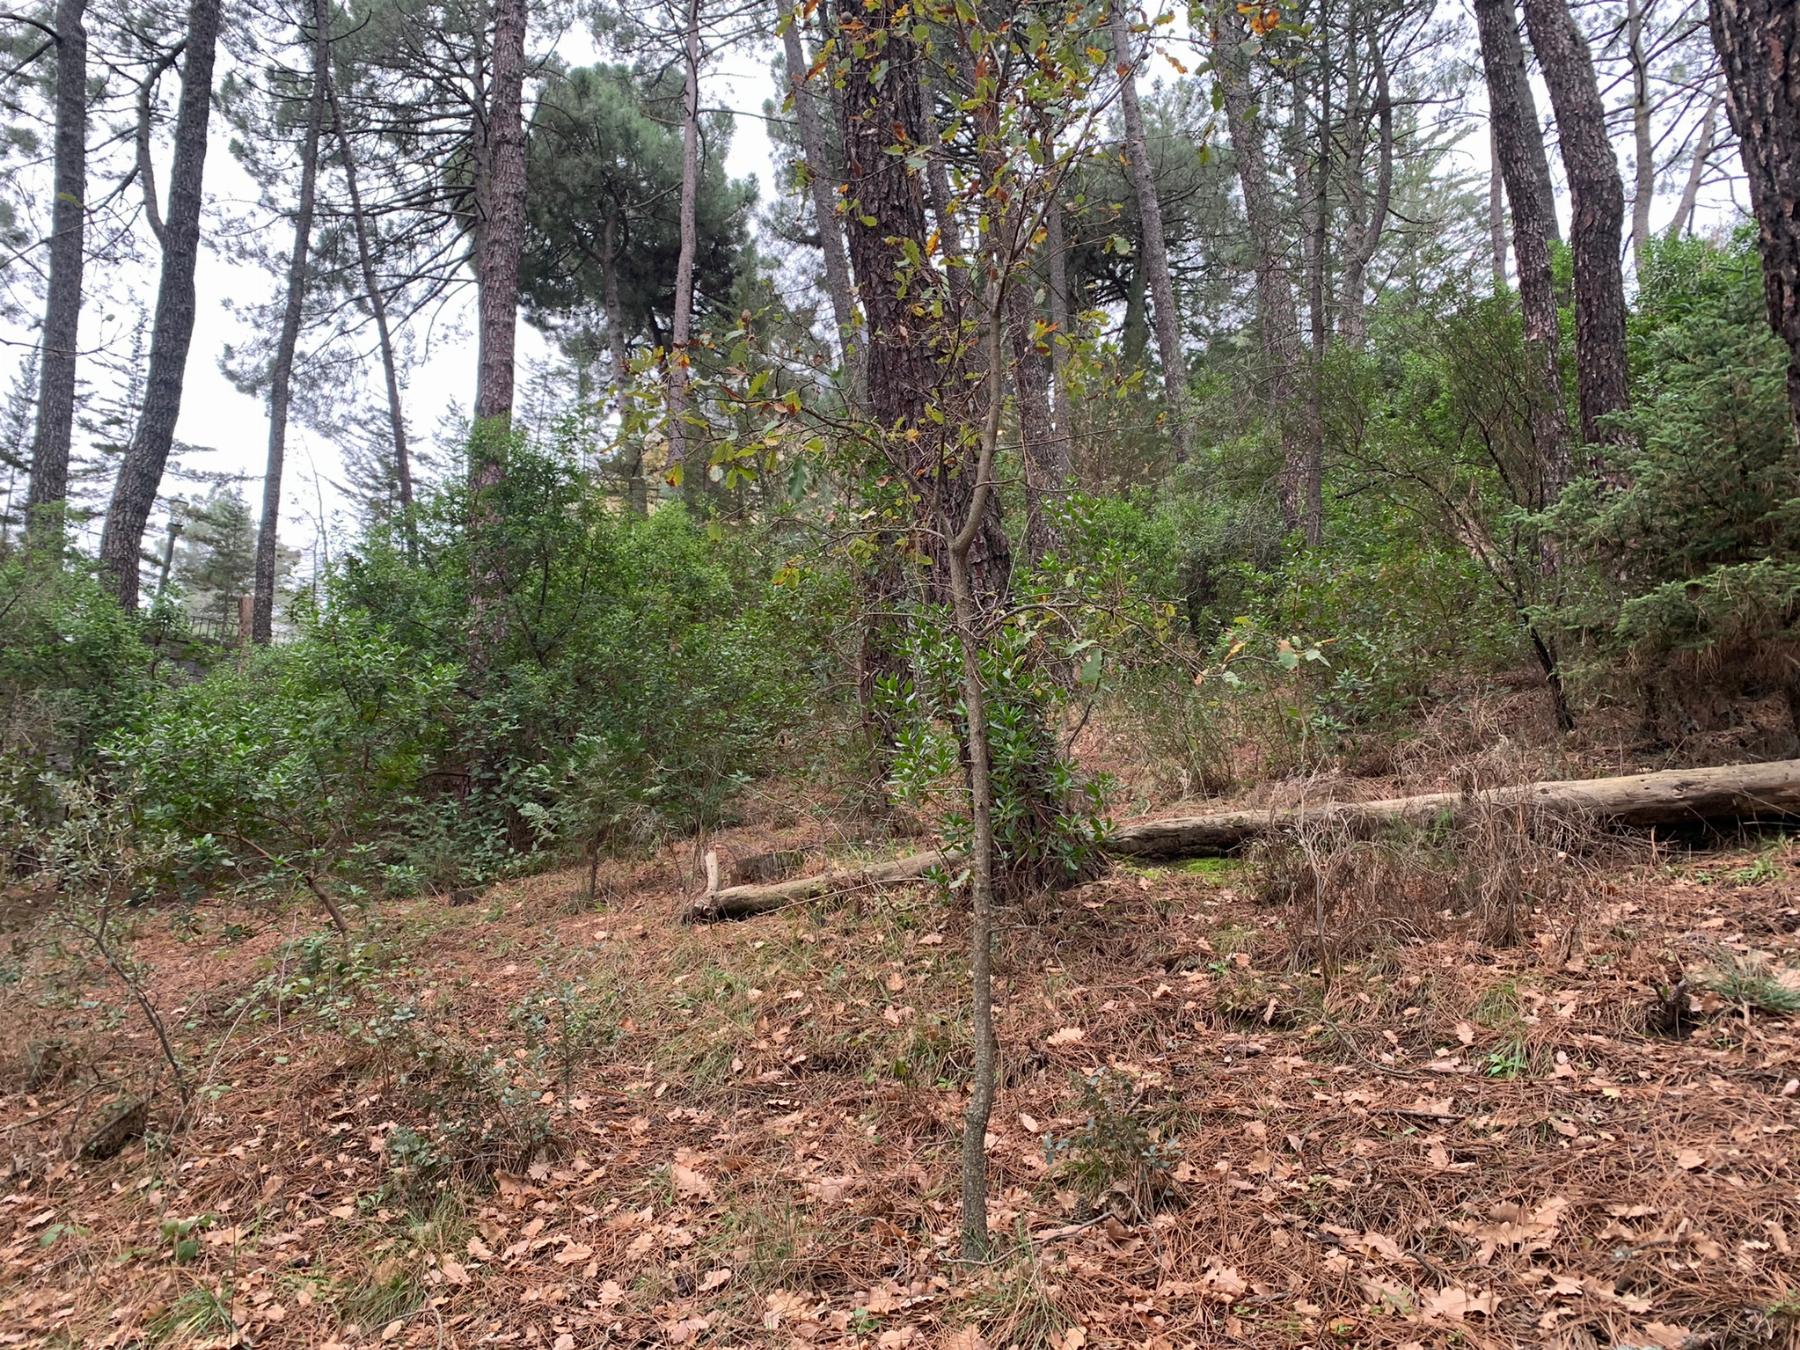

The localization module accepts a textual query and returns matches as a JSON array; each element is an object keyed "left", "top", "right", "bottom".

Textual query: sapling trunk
[{"left": 954, "top": 280, "right": 1011, "bottom": 1263}]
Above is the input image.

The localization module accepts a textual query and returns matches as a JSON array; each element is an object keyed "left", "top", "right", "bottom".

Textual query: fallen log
[
  {"left": 1107, "top": 757, "right": 1800, "bottom": 859},
  {"left": 686, "top": 846, "right": 967, "bottom": 921},
  {"left": 685, "top": 758, "right": 1800, "bottom": 921}
]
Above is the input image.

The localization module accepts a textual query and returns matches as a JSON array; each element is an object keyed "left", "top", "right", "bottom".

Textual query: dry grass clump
[{"left": 1253, "top": 793, "right": 1610, "bottom": 966}]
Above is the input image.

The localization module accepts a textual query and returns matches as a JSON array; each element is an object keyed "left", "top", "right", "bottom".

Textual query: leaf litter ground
[{"left": 2, "top": 814, "right": 1798, "bottom": 1348}]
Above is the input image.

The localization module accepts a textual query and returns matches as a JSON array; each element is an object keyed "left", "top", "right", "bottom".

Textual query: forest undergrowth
[{"left": 3, "top": 700, "right": 1798, "bottom": 1350}]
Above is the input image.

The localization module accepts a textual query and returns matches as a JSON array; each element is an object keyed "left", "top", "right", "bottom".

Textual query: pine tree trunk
[
  {"left": 838, "top": 1, "right": 1009, "bottom": 607},
  {"left": 666, "top": 0, "right": 702, "bottom": 492},
  {"left": 1110, "top": 1, "right": 1191, "bottom": 464},
  {"left": 1007, "top": 235, "right": 1063, "bottom": 567},
  {"left": 252, "top": 0, "right": 329, "bottom": 645},
  {"left": 949, "top": 292, "right": 1007, "bottom": 1264},
  {"left": 1214, "top": 6, "right": 1305, "bottom": 528},
  {"left": 1043, "top": 125, "right": 1076, "bottom": 458},
  {"left": 473, "top": 0, "right": 527, "bottom": 430},
  {"left": 1710, "top": 0, "right": 1800, "bottom": 442},
  {"left": 324, "top": 70, "right": 414, "bottom": 528},
  {"left": 781, "top": 11, "right": 860, "bottom": 403},
  {"left": 467, "top": 0, "right": 528, "bottom": 672},
  {"left": 1121, "top": 261, "right": 1148, "bottom": 368},
  {"left": 1481, "top": 0, "right": 1562, "bottom": 243},
  {"left": 1668, "top": 77, "right": 1723, "bottom": 241},
  {"left": 1521, "top": 0, "right": 1631, "bottom": 451},
  {"left": 1627, "top": 0, "right": 1655, "bottom": 275},
  {"left": 25, "top": 0, "right": 86, "bottom": 550},
  {"left": 1338, "top": 15, "right": 1392, "bottom": 350},
  {"left": 1293, "top": 45, "right": 1327, "bottom": 547},
  {"left": 917, "top": 62, "right": 968, "bottom": 303},
  {"left": 600, "top": 210, "right": 647, "bottom": 515},
  {"left": 98, "top": 0, "right": 222, "bottom": 611},
  {"left": 1477, "top": 0, "right": 1573, "bottom": 501},
  {"left": 1489, "top": 122, "right": 1509, "bottom": 289}
]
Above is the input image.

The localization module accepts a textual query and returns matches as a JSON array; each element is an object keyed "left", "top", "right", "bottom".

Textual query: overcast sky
[{"left": 0, "top": 17, "right": 789, "bottom": 578}]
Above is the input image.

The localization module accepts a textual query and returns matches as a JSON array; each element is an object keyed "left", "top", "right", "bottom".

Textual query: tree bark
[
  {"left": 1668, "top": 76, "right": 1723, "bottom": 241},
  {"left": 1480, "top": 0, "right": 1562, "bottom": 243},
  {"left": 687, "top": 757, "right": 1800, "bottom": 917},
  {"left": 324, "top": 67, "right": 414, "bottom": 529},
  {"left": 473, "top": 0, "right": 527, "bottom": 430},
  {"left": 1110, "top": 758, "right": 1800, "bottom": 857},
  {"left": 1338, "top": 14, "right": 1392, "bottom": 350},
  {"left": 252, "top": 0, "right": 329, "bottom": 645},
  {"left": 1710, "top": 0, "right": 1800, "bottom": 441},
  {"left": 1489, "top": 121, "right": 1509, "bottom": 290},
  {"left": 1477, "top": 0, "right": 1573, "bottom": 502},
  {"left": 25, "top": 0, "right": 86, "bottom": 551},
  {"left": 837, "top": 0, "right": 1010, "bottom": 607},
  {"left": 782, "top": 7, "right": 861, "bottom": 404},
  {"left": 666, "top": 0, "right": 702, "bottom": 488},
  {"left": 951, "top": 283, "right": 1008, "bottom": 1263},
  {"left": 600, "top": 209, "right": 648, "bottom": 514},
  {"left": 1110, "top": 1, "right": 1191, "bottom": 464},
  {"left": 466, "top": 0, "right": 527, "bottom": 671},
  {"left": 1627, "top": 0, "right": 1655, "bottom": 275},
  {"left": 1213, "top": 6, "right": 1305, "bottom": 529},
  {"left": 1521, "top": 0, "right": 1632, "bottom": 451},
  {"left": 917, "top": 61, "right": 968, "bottom": 303},
  {"left": 1043, "top": 125, "right": 1076, "bottom": 460},
  {"left": 1009, "top": 280, "right": 1065, "bottom": 566},
  {"left": 1292, "top": 36, "right": 1327, "bottom": 547},
  {"left": 98, "top": 0, "right": 223, "bottom": 611}
]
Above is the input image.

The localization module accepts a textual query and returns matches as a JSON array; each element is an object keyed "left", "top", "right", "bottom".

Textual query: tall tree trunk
[
  {"left": 1478, "top": 0, "right": 1577, "bottom": 730},
  {"left": 666, "top": 0, "right": 702, "bottom": 490},
  {"left": 1668, "top": 76, "right": 1723, "bottom": 240},
  {"left": 782, "top": 7, "right": 861, "bottom": 402},
  {"left": 1710, "top": 0, "right": 1800, "bottom": 441},
  {"left": 985, "top": 161, "right": 1063, "bottom": 571},
  {"left": 967, "top": 62, "right": 1063, "bottom": 566},
  {"left": 324, "top": 68, "right": 414, "bottom": 530},
  {"left": 949, "top": 284, "right": 1008, "bottom": 1265},
  {"left": 1627, "top": 0, "right": 1655, "bottom": 274},
  {"left": 1121, "top": 260, "right": 1148, "bottom": 367},
  {"left": 1042, "top": 125, "right": 1076, "bottom": 459},
  {"left": 25, "top": 0, "right": 86, "bottom": 551},
  {"left": 467, "top": 0, "right": 527, "bottom": 671},
  {"left": 1109, "top": 1, "right": 1191, "bottom": 464},
  {"left": 1478, "top": 0, "right": 1573, "bottom": 500},
  {"left": 837, "top": 0, "right": 1014, "bottom": 798},
  {"left": 1213, "top": 5, "right": 1305, "bottom": 528},
  {"left": 1293, "top": 29, "right": 1327, "bottom": 546},
  {"left": 839, "top": 4, "right": 1009, "bottom": 606},
  {"left": 1009, "top": 286, "right": 1064, "bottom": 566},
  {"left": 1521, "top": 0, "right": 1632, "bottom": 451},
  {"left": 98, "top": 0, "right": 223, "bottom": 611},
  {"left": 251, "top": 1, "right": 329, "bottom": 645},
  {"left": 1338, "top": 15, "right": 1392, "bottom": 350},
  {"left": 917, "top": 62, "right": 968, "bottom": 302},
  {"left": 1483, "top": 0, "right": 1562, "bottom": 244},
  {"left": 601, "top": 210, "right": 647, "bottom": 514},
  {"left": 473, "top": 0, "right": 527, "bottom": 431},
  {"left": 1489, "top": 121, "right": 1509, "bottom": 289}
]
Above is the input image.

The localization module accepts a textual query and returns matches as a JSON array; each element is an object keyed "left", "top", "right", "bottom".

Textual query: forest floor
[{"left": 3, "top": 708, "right": 1800, "bottom": 1348}]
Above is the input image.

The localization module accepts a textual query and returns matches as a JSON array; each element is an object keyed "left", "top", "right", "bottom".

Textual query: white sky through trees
[{"left": 0, "top": 1, "right": 1748, "bottom": 586}]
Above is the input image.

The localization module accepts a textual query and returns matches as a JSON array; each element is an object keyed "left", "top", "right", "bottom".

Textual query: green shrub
[
  {"left": 109, "top": 434, "right": 820, "bottom": 896},
  {"left": 1547, "top": 234, "right": 1800, "bottom": 714}
]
